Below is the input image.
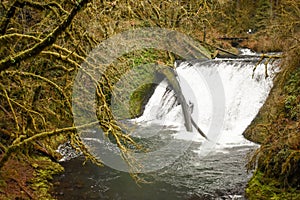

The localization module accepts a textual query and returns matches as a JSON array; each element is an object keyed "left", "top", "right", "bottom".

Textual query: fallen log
[{"left": 158, "top": 67, "right": 208, "bottom": 140}]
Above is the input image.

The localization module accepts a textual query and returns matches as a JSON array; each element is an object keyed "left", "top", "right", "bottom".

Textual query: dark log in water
[
  {"left": 158, "top": 67, "right": 192, "bottom": 132},
  {"left": 158, "top": 67, "right": 208, "bottom": 140}
]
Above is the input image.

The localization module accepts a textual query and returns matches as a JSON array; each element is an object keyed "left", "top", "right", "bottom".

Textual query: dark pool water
[{"left": 52, "top": 140, "right": 255, "bottom": 200}]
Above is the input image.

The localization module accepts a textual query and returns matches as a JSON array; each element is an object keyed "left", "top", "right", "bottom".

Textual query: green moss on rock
[
  {"left": 246, "top": 171, "right": 300, "bottom": 200},
  {"left": 244, "top": 53, "right": 300, "bottom": 198},
  {"left": 29, "top": 156, "right": 64, "bottom": 200}
]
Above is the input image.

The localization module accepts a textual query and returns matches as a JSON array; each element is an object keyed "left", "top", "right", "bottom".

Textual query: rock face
[{"left": 243, "top": 62, "right": 290, "bottom": 143}]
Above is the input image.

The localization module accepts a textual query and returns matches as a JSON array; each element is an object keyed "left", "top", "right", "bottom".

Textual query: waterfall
[
  {"left": 59, "top": 52, "right": 279, "bottom": 170},
  {"left": 54, "top": 52, "right": 281, "bottom": 199},
  {"left": 135, "top": 56, "right": 279, "bottom": 150}
]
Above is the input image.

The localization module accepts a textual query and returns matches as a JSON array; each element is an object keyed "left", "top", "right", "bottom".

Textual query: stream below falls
[{"left": 53, "top": 140, "right": 255, "bottom": 200}]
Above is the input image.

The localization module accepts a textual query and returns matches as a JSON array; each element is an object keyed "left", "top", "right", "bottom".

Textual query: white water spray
[{"left": 136, "top": 57, "right": 279, "bottom": 150}]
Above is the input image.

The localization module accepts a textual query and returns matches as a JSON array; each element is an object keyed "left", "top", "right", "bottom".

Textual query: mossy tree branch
[
  {"left": 0, "top": 0, "right": 90, "bottom": 72},
  {"left": 0, "top": 121, "right": 98, "bottom": 170},
  {"left": 0, "top": 0, "right": 69, "bottom": 35}
]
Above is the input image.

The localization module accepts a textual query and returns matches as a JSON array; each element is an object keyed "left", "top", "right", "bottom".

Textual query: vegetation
[
  {"left": 0, "top": 0, "right": 299, "bottom": 199},
  {"left": 246, "top": 171, "right": 300, "bottom": 200},
  {"left": 243, "top": 0, "right": 300, "bottom": 198}
]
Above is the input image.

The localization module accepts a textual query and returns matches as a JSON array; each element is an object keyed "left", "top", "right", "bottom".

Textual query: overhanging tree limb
[
  {"left": 0, "top": 0, "right": 90, "bottom": 72},
  {"left": 4, "top": 70, "right": 72, "bottom": 111},
  {"left": 0, "top": 121, "right": 98, "bottom": 170},
  {"left": 0, "top": 33, "right": 88, "bottom": 65}
]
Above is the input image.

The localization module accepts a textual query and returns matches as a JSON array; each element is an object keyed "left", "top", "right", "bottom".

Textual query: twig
[
  {"left": 11, "top": 177, "right": 36, "bottom": 200},
  {"left": 0, "top": 84, "right": 20, "bottom": 132},
  {"left": 4, "top": 70, "right": 72, "bottom": 111},
  {"left": 252, "top": 54, "right": 282, "bottom": 79}
]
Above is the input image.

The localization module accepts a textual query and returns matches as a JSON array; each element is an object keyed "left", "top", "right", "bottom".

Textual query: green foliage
[
  {"left": 254, "top": 0, "right": 272, "bottom": 31},
  {"left": 29, "top": 156, "right": 64, "bottom": 200},
  {"left": 246, "top": 171, "right": 300, "bottom": 200},
  {"left": 284, "top": 95, "right": 300, "bottom": 120},
  {"left": 243, "top": 2, "right": 300, "bottom": 199},
  {"left": 246, "top": 65, "right": 300, "bottom": 194},
  {"left": 283, "top": 68, "right": 300, "bottom": 120}
]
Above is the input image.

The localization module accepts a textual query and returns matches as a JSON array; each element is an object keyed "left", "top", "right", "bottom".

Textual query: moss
[
  {"left": 109, "top": 49, "right": 172, "bottom": 119},
  {"left": 244, "top": 41, "right": 300, "bottom": 199},
  {"left": 29, "top": 156, "right": 64, "bottom": 200},
  {"left": 283, "top": 69, "right": 300, "bottom": 121},
  {"left": 129, "top": 83, "right": 157, "bottom": 118},
  {"left": 246, "top": 171, "right": 300, "bottom": 200}
]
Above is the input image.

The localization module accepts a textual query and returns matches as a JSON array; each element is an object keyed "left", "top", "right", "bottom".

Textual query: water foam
[{"left": 135, "top": 58, "right": 279, "bottom": 150}]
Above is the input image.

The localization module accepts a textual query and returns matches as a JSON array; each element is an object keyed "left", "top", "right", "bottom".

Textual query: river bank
[{"left": 243, "top": 52, "right": 300, "bottom": 199}]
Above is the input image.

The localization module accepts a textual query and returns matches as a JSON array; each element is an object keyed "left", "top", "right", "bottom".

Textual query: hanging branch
[
  {"left": 4, "top": 70, "right": 72, "bottom": 111},
  {"left": 252, "top": 53, "right": 282, "bottom": 79},
  {"left": 0, "top": 0, "right": 69, "bottom": 35},
  {"left": 0, "top": 0, "right": 90, "bottom": 72},
  {"left": 0, "top": 0, "right": 23, "bottom": 35},
  {"left": 0, "top": 121, "right": 98, "bottom": 170},
  {"left": 0, "top": 84, "right": 20, "bottom": 132},
  {"left": 0, "top": 33, "right": 87, "bottom": 64}
]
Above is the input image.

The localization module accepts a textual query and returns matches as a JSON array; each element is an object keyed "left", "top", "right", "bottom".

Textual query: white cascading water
[{"left": 136, "top": 50, "right": 279, "bottom": 151}]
